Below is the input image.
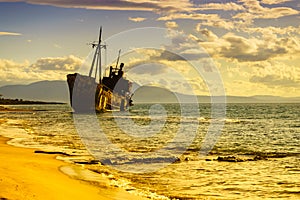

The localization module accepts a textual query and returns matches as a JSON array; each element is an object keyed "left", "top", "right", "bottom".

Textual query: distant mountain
[
  {"left": 0, "top": 81, "right": 69, "bottom": 103},
  {"left": 249, "top": 95, "right": 300, "bottom": 103},
  {"left": 0, "top": 81, "right": 299, "bottom": 104},
  {"left": 132, "top": 86, "right": 300, "bottom": 103},
  {"left": 132, "top": 86, "right": 178, "bottom": 103}
]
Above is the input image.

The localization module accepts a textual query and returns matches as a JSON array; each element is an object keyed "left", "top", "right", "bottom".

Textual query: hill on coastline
[
  {"left": 0, "top": 81, "right": 299, "bottom": 104},
  {"left": 0, "top": 81, "right": 69, "bottom": 103}
]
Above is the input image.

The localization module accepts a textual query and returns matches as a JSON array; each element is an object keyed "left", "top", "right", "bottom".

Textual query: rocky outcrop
[{"left": 216, "top": 155, "right": 267, "bottom": 162}]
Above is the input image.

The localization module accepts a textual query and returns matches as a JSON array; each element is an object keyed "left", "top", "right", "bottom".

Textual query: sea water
[{"left": 0, "top": 103, "right": 299, "bottom": 199}]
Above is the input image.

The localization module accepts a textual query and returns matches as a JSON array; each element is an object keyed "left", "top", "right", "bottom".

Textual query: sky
[{"left": 0, "top": 0, "right": 299, "bottom": 97}]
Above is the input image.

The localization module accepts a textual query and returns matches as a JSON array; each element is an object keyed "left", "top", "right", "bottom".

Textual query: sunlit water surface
[{"left": 0, "top": 103, "right": 299, "bottom": 199}]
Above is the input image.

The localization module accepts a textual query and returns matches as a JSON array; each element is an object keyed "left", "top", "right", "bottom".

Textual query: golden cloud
[
  {"left": 128, "top": 17, "right": 146, "bottom": 22},
  {"left": 165, "top": 21, "right": 178, "bottom": 29},
  {"left": 0, "top": 0, "right": 195, "bottom": 13},
  {"left": 197, "top": 2, "right": 245, "bottom": 11},
  {"left": 0, "top": 55, "right": 83, "bottom": 86},
  {"left": 157, "top": 13, "right": 220, "bottom": 21},
  {"left": 0, "top": 31, "right": 22, "bottom": 36},
  {"left": 31, "top": 55, "right": 83, "bottom": 71},
  {"left": 261, "top": 0, "right": 293, "bottom": 4},
  {"left": 235, "top": 0, "right": 299, "bottom": 19},
  {"left": 249, "top": 61, "right": 300, "bottom": 87},
  {"left": 197, "top": 26, "right": 300, "bottom": 62}
]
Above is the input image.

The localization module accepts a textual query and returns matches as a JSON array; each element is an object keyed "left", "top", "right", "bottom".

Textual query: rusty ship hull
[
  {"left": 67, "top": 73, "right": 131, "bottom": 113},
  {"left": 67, "top": 27, "right": 132, "bottom": 113}
]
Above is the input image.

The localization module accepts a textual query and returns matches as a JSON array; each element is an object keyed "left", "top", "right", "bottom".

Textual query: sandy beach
[{"left": 0, "top": 136, "right": 146, "bottom": 200}]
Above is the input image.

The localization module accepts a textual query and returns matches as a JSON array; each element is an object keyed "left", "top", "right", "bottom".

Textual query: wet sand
[{"left": 0, "top": 136, "right": 146, "bottom": 200}]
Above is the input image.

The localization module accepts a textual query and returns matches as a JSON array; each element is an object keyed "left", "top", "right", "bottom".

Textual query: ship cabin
[{"left": 102, "top": 63, "right": 131, "bottom": 95}]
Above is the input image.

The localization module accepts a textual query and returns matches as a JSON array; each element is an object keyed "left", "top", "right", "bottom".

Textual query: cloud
[
  {"left": 155, "top": 50, "right": 185, "bottom": 61},
  {"left": 261, "top": 0, "right": 293, "bottom": 5},
  {"left": 196, "top": 26, "right": 300, "bottom": 62},
  {"left": 125, "top": 31, "right": 208, "bottom": 63},
  {"left": 0, "top": 0, "right": 195, "bottom": 13},
  {"left": 122, "top": 42, "right": 210, "bottom": 94},
  {"left": 163, "top": 30, "right": 210, "bottom": 61},
  {"left": 249, "top": 62, "right": 300, "bottom": 87},
  {"left": 244, "top": 26, "right": 300, "bottom": 36},
  {"left": 160, "top": 13, "right": 239, "bottom": 30},
  {"left": 127, "top": 61, "right": 207, "bottom": 95},
  {"left": 214, "top": 58, "right": 300, "bottom": 96},
  {"left": 128, "top": 17, "right": 146, "bottom": 22},
  {"left": 223, "top": 35, "right": 290, "bottom": 61},
  {"left": 0, "top": 59, "right": 57, "bottom": 85},
  {"left": 198, "top": 19, "right": 237, "bottom": 30},
  {"left": 0, "top": 31, "right": 22, "bottom": 36},
  {"left": 157, "top": 13, "right": 220, "bottom": 21},
  {"left": 0, "top": 59, "right": 28, "bottom": 70},
  {"left": 0, "top": 55, "right": 83, "bottom": 86},
  {"left": 196, "top": 27, "right": 218, "bottom": 42},
  {"left": 120, "top": 0, "right": 195, "bottom": 12},
  {"left": 234, "top": 0, "right": 299, "bottom": 20},
  {"left": 129, "top": 63, "right": 167, "bottom": 75},
  {"left": 197, "top": 2, "right": 245, "bottom": 11},
  {"left": 220, "top": 33, "right": 281, "bottom": 62},
  {"left": 250, "top": 74, "right": 299, "bottom": 87},
  {"left": 156, "top": 1, "right": 298, "bottom": 30},
  {"left": 122, "top": 31, "right": 220, "bottom": 95},
  {"left": 31, "top": 55, "right": 83, "bottom": 71},
  {"left": 165, "top": 21, "right": 178, "bottom": 29}
]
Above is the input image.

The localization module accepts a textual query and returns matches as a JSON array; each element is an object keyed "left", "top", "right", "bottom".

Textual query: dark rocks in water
[
  {"left": 184, "top": 157, "right": 190, "bottom": 161},
  {"left": 125, "top": 188, "right": 136, "bottom": 192},
  {"left": 174, "top": 157, "right": 181, "bottom": 163},
  {"left": 216, "top": 155, "right": 268, "bottom": 162},
  {"left": 244, "top": 152, "right": 299, "bottom": 159},
  {"left": 101, "top": 158, "right": 113, "bottom": 165},
  {"left": 253, "top": 155, "right": 268, "bottom": 161},
  {"left": 34, "top": 150, "right": 70, "bottom": 156},
  {"left": 255, "top": 152, "right": 298, "bottom": 159},
  {"left": 73, "top": 160, "right": 101, "bottom": 165},
  {"left": 217, "top": 156, "right": 244, "bottom": 162},
  {"left": 101, "top": 156, "right": 181, "bottom": 165},
  {"left": 173, "top": 156, "right": 191, "bottom": 163},
  {"left": 129, "top": 156, "right": 178, "bottom": 164}
]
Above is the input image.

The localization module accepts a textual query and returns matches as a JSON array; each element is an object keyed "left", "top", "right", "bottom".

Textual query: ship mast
[
  {"left": 98, "top": 27, "right": 102, "bottom": 84},
  {"left": 115, "top": 49, "right": 121, "bottom": 69},
  {"left": 89, "top": 27, "right": 105, "bottom": 83}
]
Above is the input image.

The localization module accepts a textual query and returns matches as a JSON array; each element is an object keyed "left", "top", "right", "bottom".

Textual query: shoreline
[{"left": 0, "top": 135, "right": 147, "bottom": 200}]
